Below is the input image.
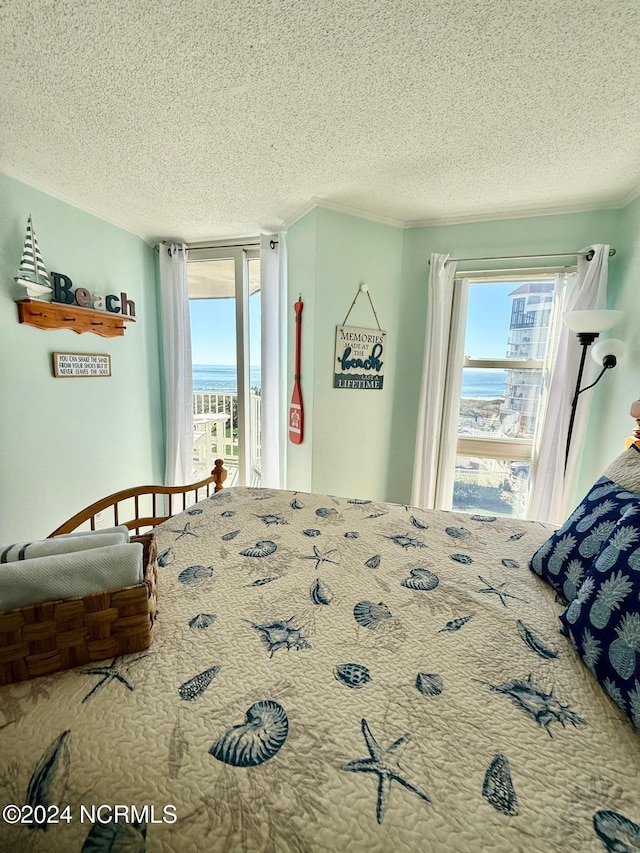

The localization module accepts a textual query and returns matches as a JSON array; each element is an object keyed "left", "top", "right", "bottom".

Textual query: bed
[{"left": 0, "top": 476, "right": 639, "bottom": 851}]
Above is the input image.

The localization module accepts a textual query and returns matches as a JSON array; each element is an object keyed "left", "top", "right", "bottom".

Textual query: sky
[
  {"left": 190, "top": 291, "right": 261, "bottom": 366},
  {"left": 464, "top": 282, "right": 518, "bottom": 358},
  {"left": 189, "top": 281, "right": 521, "bottom": 365}
]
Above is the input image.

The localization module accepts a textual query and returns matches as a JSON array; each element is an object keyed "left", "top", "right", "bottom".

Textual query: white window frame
[
  {"left": 437, "top": 268, "right": 571, "bottom": 514},
  {"left": 188, "top": 242, "right": 260, "bottom": 486}
]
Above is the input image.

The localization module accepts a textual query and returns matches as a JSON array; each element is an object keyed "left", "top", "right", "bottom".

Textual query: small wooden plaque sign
[{"left": 53, "top": 352, "right": 112, "bottom": 378}]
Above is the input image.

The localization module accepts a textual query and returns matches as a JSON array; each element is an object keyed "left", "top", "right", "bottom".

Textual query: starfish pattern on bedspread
[
  {"left": 477, "top": 576, "right": 528, "bottom": 607},
  {"left": 168, "top": 521, "right": 199, "bottom": 540},
  {"left": 81, "top": 653, "right": 152, "bottom": 704},
  {"left": 302, "top": 546, "right": 339, "bottom": 571},
  {"left": 343, "top": 718, "right": 430, "bottom": 824}
]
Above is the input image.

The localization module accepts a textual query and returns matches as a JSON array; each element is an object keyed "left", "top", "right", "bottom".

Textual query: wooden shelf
[{"left": 16, "top": 299, "right": 135, "bottom": 338}]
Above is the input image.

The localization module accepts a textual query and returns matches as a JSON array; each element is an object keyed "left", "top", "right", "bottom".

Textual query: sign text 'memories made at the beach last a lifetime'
[{"left": 334, "top": 325, "right": 386, "bottom": 390}]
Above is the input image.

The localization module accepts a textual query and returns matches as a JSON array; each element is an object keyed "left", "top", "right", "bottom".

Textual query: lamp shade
[
  {"left": 591, "top": 337, "right": 627, "bottom": 365},
  {"left": 563, "top": 309, "right": 623, "bottom": 333}
]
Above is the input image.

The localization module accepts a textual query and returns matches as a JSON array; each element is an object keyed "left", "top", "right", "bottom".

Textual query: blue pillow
[
  {"left": 560, "top": 506, "right": 640, "bottom": 731},
  {"left": 529, "top": 476, "right": 640, "bottom": 601}
]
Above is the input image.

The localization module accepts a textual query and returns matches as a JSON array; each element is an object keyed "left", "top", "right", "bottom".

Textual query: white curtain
[
  {"left": 411, "top": 253, "right": 458, "bottom": 508},
  {"left": 528, "top": 245, "right": 610, "bottom": 524},
  {"left": 260, "top": 232, "right": 286, "bottom": 488},
  {"left": 158, "top": 243, "right": 193, "bottom": 486}
]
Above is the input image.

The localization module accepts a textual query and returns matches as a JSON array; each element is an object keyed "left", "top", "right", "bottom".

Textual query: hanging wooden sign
[
  {"left": 333, "top": 325, "right": 386, "bottom": 390},
  {"left": 53, "top": 352, "right": 112, "bottom": 378}
]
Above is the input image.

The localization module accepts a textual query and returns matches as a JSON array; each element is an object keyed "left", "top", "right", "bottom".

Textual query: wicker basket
[{"left": 0, "top": 533, "right": 157, "bottom": 686}]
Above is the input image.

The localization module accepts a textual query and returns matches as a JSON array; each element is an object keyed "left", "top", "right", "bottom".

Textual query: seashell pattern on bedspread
[{"left": 0, "top": 487, "right": 638, "bottom": 852}]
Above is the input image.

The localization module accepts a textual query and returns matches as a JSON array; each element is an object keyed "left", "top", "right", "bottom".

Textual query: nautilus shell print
[
  {"left": 240, "top": 540, "right": 278, "bottom": 558},
  {"left": 401, "top": 568, "right": 440, "bottom": 591},
  {"left": 210, "top": 700, "right": 289, "bottom": 767}
]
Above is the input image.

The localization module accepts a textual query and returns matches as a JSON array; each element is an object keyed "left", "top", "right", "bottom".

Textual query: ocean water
[
  {"left": 194, "top": 364, "right": 505, "bottom": 398},
  {"left": 461, "top": 369, "right": 507, "bottom": 399},
  {"left": 193, "top": 364, "right": 261, "bottom": 393}
]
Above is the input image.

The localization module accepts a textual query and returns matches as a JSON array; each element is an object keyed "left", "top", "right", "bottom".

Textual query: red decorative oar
[{"left": 289, "top": 297, "right": 304, "bottom": 444}]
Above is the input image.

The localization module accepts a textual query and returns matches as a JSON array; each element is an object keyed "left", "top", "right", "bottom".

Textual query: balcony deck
[{"left": 191, "top": 391, "right": 261, "bottom": 487}]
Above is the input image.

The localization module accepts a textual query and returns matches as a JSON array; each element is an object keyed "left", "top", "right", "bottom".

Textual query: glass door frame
[{"left": 188, "top": 241, "right": 260, "bottom": 486}]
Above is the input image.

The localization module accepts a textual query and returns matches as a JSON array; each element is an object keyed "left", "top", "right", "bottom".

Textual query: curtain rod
[
  {"left": 430, "top": 248, "right": 616, "bottom": 264},
  {"left": 187, "top": 240, "right": 278, "bottom": 251}
]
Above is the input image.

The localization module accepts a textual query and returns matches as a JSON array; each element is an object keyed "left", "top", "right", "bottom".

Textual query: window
[{"left": 440, "top": 274, "right": 563, "bottom": 518}]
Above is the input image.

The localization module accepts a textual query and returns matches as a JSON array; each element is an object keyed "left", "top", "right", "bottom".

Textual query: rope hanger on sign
[{"left": 342, "top": 283, "right": 382, "bottom": 330}]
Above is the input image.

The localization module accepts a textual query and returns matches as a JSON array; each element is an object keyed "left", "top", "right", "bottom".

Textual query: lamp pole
[{"left": 565, "top": 332, "right": 621, "bottom": 470}]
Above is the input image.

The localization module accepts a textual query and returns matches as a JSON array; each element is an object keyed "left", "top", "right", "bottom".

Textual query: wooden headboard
[
  {"left": 49, "top": 460, "right": 227, "bottom": 537},
  {"left": 625, "top": 399, "right": 640, "bottom": 450}
]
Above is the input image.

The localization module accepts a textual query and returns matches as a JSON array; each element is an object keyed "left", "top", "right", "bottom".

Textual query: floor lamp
[{"left": 563, "top": 309, "right": 625, "bottom": 469}]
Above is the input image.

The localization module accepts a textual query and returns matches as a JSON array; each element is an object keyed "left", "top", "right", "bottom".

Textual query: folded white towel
[
  {"left": 0, "top": 543, "right": 144, "bottom": 611},
  {"left": 0, "top": 532, "right": 128, "bottom": 563},
  {"left": 55, "top": 525, "right": 131, "bottom": 541}
]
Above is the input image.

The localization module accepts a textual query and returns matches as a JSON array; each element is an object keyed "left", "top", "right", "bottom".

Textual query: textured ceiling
[{"left": 1, "top": 0, "right": 639, "bottom": 242}]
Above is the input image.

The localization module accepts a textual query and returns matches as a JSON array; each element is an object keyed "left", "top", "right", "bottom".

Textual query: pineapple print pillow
[
  {"left": 560, "top": 505, "right": 640, "bottom": 731},
  {"left": 530, "top": 472, "right": 640, "bottom": 601}
]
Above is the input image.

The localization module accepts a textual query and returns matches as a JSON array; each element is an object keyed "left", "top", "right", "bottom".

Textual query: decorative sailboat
[{"left": 15, "top": 215, "right": 53, "bottom": 300}]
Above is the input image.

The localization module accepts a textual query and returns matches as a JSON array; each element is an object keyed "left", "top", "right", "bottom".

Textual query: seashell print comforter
[{"left": 1, "top": 487, "right": 639, "bottom": 852}]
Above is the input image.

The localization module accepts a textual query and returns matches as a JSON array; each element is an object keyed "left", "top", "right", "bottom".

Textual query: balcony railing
[{"left": 192, "top": 391, "right": 262, "bottom": 484}]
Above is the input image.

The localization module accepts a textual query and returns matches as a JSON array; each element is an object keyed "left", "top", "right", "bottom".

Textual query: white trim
[
  {"left": 618, "top": 181, "right": 640, "bottom": 209},
  {"left": 281, "top": 196, "right": 405, "bottom": 230},
  {"left": 464, "top": 358, "right": 545, "bottom": 371},
  {"left": 235, "top": 249, "right": 251, "bottom": 486},
  {"left": 281, "top": 199, "right": 319, "bottom": 230},
  {"left": 437, "top": 277, "right": 469, "bottom": 509},
  {"left": 456, "top": 437, "right": 533, "bottom": 462},
  {"left": 2, "top": 165, "right": 155, "bottom": 244},
  {"left": 188, "top": 245, "right": 260, "bottom": 263},
  {"left": 281, "top": 192, "right": 634, "bottom": 233},
  {"left": 188, "top": 237, "right": 261, "bottom": 251},
  {"left": 405, "top": 197, "right": 626, "bottom": 228},
  {"left": 456, "top": 266, "right": 575, "bottom": 281}
]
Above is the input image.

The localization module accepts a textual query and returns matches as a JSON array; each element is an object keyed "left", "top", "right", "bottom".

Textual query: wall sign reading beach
[
  {"left": 53, "top": 352, "right": 112, "bottom": 378},
  {"left": 334, "top": 325, "right": 386, "bottom": 390},
  {"left": 13, "top": 215, "right": 137, "bottom": 338}
]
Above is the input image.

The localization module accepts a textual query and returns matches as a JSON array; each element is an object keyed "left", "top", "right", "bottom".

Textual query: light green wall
[
  {"left": 288, "top": 203, "right": 631, "bottom": 506},
  {"left": 286, "top": 210, "right": 317, "bottom": 492},
  {"left": 286, "top": 208, "right": 404, "bottom": 500},
  {"left": 0, "top": 174, "right": 163, "bottom": 540},
  {"left": 582, "top": 196, "right": 640, "bottom": 495},
  {"left": 399, "top": 208, "right": 623, "bottom": 508}
]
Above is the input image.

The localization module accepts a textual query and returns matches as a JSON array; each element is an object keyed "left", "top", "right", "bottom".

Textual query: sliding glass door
[{"left": 187, "top": 244, "right": 261, "bottom": 487}]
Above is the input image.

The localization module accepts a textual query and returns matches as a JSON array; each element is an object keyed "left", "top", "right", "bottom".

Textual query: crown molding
[
  {"left": 618, "top": 180, "right": 640, "bottom": 209},
  {"left": 1, "top": 165, "right": 154, "bottom": 244},
  {"left": 404, "top": 197, "right": 626, "bottom": 229},
  {"left": 281, "top": 197, "right": 406, "bottom": 230},
  {"left": 280, "top": 198, "right": 319, "bottom": 230},
  {"left": 281, "top": 192, "right": 634, "bottom": 233}
]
